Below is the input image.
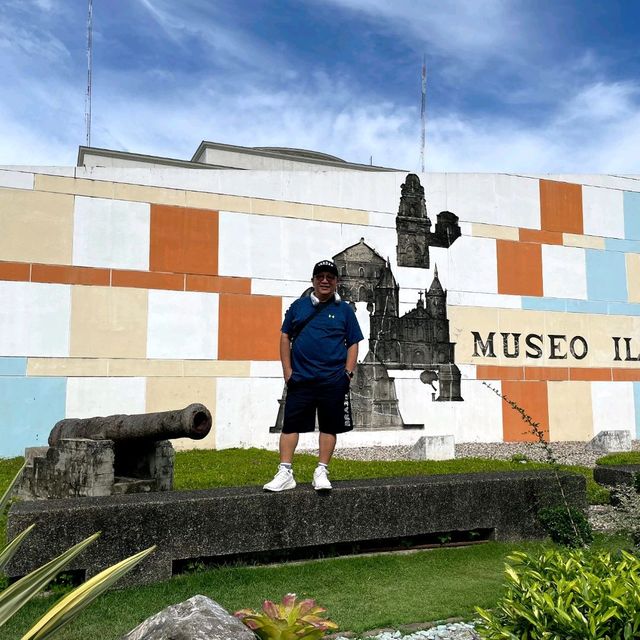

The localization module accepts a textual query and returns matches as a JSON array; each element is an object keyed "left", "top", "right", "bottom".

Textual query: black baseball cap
[{"left": 312, "top": 260, "right": 339, "bottom": 277}]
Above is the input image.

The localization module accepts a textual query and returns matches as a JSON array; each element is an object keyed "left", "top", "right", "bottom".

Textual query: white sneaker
[
  {"left": 312, "top": 466, "right": 332, "bottom": 491},
  {"left": 263, "top": 465, "right": 296, "bottom": 492}
]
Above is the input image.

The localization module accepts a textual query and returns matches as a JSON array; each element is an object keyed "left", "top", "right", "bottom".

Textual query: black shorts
[{"left": 282, "top": 376, "right": 353, "bottom": 435}]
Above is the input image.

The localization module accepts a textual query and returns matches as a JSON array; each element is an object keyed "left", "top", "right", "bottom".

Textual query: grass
[
  {"left": 1, "top": 540, "right": 544, "bottom": 639},
  {"left": 596, "top": 451, "right": 640, "bottom": 466}
]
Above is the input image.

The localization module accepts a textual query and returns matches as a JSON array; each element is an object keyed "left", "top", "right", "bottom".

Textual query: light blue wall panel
[
  {"left": 586, "top": 249, "right": 628, "bottom": 303},
  {"left": 0, "top": 358, "right": 27, "bottom": 376},
  {"left": 624, "top": 191, "right": 640, "bottom": 240},
  {"left": 522, "top": 297, "right": 566, "bottom": 312},
  {"left": 0, "top": 377, "right": 66, "bottom": 457},
  {"left": 605, "top": 238, "right": 640, "bottom": 253}
]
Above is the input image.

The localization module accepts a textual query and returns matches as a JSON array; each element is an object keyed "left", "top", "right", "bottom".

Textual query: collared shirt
[{"left": 282, "top": 296, "right": 363, "bottom": 382}]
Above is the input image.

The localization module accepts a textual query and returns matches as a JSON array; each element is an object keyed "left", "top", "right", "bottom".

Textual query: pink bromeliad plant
[{"left": 235, "top": 593, "right": 338, "bottom": 640}]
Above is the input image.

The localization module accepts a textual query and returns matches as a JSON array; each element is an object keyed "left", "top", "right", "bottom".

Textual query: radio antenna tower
[
  {"left": 420, "top": 54, "right": 426, "bottom": 173},
  {"left": 85, "top": 0, "right": 93, "bottom": 147}
]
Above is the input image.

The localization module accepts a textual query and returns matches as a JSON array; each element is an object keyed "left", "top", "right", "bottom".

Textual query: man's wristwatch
[{"left": 345, "top": 369, "right": 354, "bottom": 379}]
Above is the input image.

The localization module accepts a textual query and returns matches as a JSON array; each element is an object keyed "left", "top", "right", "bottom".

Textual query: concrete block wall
[{"left": 1, "top": 166, "right": 640, "bottom": 457}]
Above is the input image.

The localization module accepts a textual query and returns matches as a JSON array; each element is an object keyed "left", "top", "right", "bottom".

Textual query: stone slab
[
  {"left": 7, "top": 471, "right": 586, "bottom": 587},
  {"left": 586, "top": 430, "right": 632, "bottom": 453},
  {"left": 593, "top": 464, "right": 640, "bottom": 487},
  {"left": 408, "top": 435, "right": 456, "bottom": 460}
]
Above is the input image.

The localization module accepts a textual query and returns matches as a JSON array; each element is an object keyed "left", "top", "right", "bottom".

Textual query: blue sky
[{"left": 1, "top": 0, "right": 639, "bottom": 171}]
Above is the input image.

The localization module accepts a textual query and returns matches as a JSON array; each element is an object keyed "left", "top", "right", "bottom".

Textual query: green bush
[
  {"left": 476, "top": 548, "right": 640, "bottom": 639},
  {"left": 538, "top": 505, "right": 593, "bottom": 547}
]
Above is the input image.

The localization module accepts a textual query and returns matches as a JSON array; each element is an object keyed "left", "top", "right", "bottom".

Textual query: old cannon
[{"left": 17, "top": 404, "right": 212, "bottom": 500}]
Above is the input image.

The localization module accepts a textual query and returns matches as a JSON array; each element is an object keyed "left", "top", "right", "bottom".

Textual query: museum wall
[{"left": 0, "top": 166, "right": 639, "bottom": 457}]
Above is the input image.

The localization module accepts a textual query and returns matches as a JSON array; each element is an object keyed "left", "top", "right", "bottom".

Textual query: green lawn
[
  {"left": 596, "top": 451, "right": 640, "bottom": 466},
  {"left": 0, "top": 448, "right": 615, "bottom": 639}
]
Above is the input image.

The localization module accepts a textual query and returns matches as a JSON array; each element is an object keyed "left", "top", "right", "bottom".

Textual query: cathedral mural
[{"left": 273, "top": 174, "right": 463, "bottom": 434}]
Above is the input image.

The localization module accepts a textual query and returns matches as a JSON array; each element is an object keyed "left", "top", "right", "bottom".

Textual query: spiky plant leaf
[
  {"left": 0, "top": 523, "right": 35, "bottom": 572},
  {"left": 0, "top": 464, "right": 25, "bottom": 513}
]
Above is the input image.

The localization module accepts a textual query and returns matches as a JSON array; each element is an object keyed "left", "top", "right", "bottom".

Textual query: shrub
[
  {"left": 476, "top": 548, "right": 640, "bottom": 639},
  {"left": 538, "top": 505, "right": 593, "bottom": 547},
  {"left": 235, "top": 593, "right": 338, "bottom": 639}
]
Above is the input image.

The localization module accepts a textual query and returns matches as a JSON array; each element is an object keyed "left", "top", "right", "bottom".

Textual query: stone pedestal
[
  {"left": 586, "top": 430, "right": 632, "bottom": 454},
  {"left": 408, "top": 435, "right": 456, "bottom": 461}
]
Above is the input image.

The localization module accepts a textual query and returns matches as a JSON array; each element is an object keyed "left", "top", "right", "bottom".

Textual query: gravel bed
[
  {"left": 333, "top": 621, "right": 480, "bottom": 640},
  {"left": 301, "top": 441, "right": 640, "bottom": 468}
]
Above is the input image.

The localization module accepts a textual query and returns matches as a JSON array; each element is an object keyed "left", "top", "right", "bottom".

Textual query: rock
[{"left": 121, "top": 595, "right": 255, "bottom": 640}]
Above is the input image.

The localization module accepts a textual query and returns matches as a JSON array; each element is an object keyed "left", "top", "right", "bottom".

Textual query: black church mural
[{"left": 272, "top": 174, "right": 463, "bottom": 433}]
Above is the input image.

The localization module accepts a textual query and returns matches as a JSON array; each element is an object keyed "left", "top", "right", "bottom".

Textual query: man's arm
[
  {"left": 280, "top": 332, "right": 293, "bottom": 382},
  {"left": 345, "top": 342, "right": 358, "bottom": 375}
]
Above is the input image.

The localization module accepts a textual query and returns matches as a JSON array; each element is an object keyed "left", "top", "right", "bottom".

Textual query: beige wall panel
[
  {"left": 588, "top": 314, "right": 634, "bottom": 368},
  {"left": 472, "top": 223, "right": 519, "bottom": 241},
  {"left": 627, "top": 254, "right": 640, "bottom": 303},
  {"left": 542, "top": 311, "right": 591, "bottom": 367},
  {"left": 183, "top": 360, "right": 251, "bottom": 377},
  {"left": 312, "top": 205, "right": 368, "bottom": 225},
  {"left": 496, "top": 308, "right": 547, "bottom": 367},
  {"left": 113, "top": 183, "right": 187, "bottom": 207},
  {"left": 0, "top": 188, "right": 74, "bottom": 264},
  {"left": 185, "top": 191, "right": 251, "bottom": 212},
  {"left": 547, "top": 381, "right": 593, "bottom": 441},
  {"left": 26, "top": 357, "right": 109, "bottom": 376},
  {"left": 562, "top": 233, "right": 605, "bottom": 249},
  {"left": 448, "top": 306, "right": 501, "bottom": 365},
  {"left": 251, "top": 198, "right": 314, "bottom": 219},
  {"left": 70, "top": 286, "right": 148, "bottom": 358},
  {"left": 109, "top": 359, "right": 184, "bottom": 377},
  {"left": 146, "top": 377, "right": 216, "bottom": 449},
  {"left": 35, "top": 175, "right": 115, "bottom": 199}
]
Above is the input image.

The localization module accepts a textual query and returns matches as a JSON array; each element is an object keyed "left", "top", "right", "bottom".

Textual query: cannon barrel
[{"left": 48, "top": 403, "right": 212, "bottom": 446}]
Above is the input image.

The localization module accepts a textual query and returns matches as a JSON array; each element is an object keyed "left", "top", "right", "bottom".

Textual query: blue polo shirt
[{"left": 282, "top": 296, "right": 364, "bottom": 383}]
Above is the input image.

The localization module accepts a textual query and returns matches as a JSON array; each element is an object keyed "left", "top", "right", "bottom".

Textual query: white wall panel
[
  {"left": 218, "top": 211, "right": 281, "bottom": 278},
  {"left": 591, "top": 381, "right": 635, "bottom": 434},
  {"left": 73, "top": 196, "right": 150, "bottom": 270},
  {"left": 66, "top": 377, "right": 146, "bottom": 418},
  {"left": 582, "top": 186, "right": 625, "bottom": 239},
  {"left": 0, "top": 282, "right": 70, "bottom": 356},
  {"left": 251, "top": 278, "right": 311, "bottom": 297},
  {"left": 0, "top": 170, "right": 34, "bottom": 190},
  {"left": 147, "top": 290, "right": 218, "bottom": 359},
  {"left": 215, "top": 377, "right": 283, "bottom": 448},
  {"left": 542, "top": 245, "right": 587, "bottom": 299}
]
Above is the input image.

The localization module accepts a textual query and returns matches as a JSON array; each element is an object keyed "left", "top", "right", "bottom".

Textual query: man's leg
[
  {"left": 280, "top": 432, "right": 299, "bottom": 463},
  {"left": 318, "top": 432, "right": 336, "bottom": 465}
]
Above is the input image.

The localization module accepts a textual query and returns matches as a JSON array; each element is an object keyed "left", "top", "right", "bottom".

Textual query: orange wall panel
[
  {"left": 501, "top": 380, "right": 549, "bottom": 442},
  {"left": 496, "top": 240, "right": 543, "bottom": 296},
  {"left": 0, "top": 261, "right": 30, "bottom": 282},
  {"left": 218, "top": 293, "right": 282, "bottom": 360},
  {"left": 150, "top": 205, "right": 218, "bottom": 276},
  {"left": 518, "top": 228, "right": 563, "bottom": 245},
  {"left": 539, "top": 180, "right": 583, "bottom": 234}
]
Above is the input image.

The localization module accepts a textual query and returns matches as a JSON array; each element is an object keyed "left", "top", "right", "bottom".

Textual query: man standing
[{"left": 264, "top": 260, "right": 363, "bottom": 492}]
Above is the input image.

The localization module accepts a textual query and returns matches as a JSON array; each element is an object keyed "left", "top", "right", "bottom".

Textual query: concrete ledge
[
  {"left": 7, "top": 471, "right": 586, "bottom": 587},
  {"left": 594, "top": 464, "right": 640, "bottom": 487}
]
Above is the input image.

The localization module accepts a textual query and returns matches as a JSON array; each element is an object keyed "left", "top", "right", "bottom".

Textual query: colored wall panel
[
  {"left": 582, "top": 186, "right": 624, "bottom": 239},
  {"left": 66, "top": 377, "right": 146, "bottom": 419},
  {"left": 627, "top": 254, "right": 640, "bottom": 303},
  {"left": 539, "top": 180, "right": 583, "bottom": 234},
  {"left": 496, "top": 240, "right": 543, "bottom": 296},
  {"left": 0, "top": 282, "right": 70, "bottom": 357},
  {"left": 591, "top": 381, "right": 635, "bottom": 436},
  {"left": 0, "top": 189, "right": 74, "bottom": 264},
  {"left": 218, "top": 293, "right": 282, "bottom": 360},
  {"left": 0, "top": 261, "right": 30, "bottom": 282},
  {"left": 501, "top": 380, "right": 549, "bottom": 442},
  {"left": 150, "top": 205, "right": 218, "bottom": 276},
  {"left": 147, "top": 290, "right": 218, "bottom": 359},
  {"left": 0, "top": 357, "right": 27, "bottom": 376},
  {"left": 73, "top": 196, "right": 150, "bottom": 270},
  {"left": 70, "top": 286, "right": 148, "bottom": 358},
  {"left": 542, "top": 245, "right": 587, "bottom": 300},
  {"left": 0, "top": 377, "right": 66, "bottom": 457},
  {"left": 585, "top": 249, "right": 628, "bottom": 302},
  {"left": 547, "top": 381, "right": 593, "bottom": 441},
  {"left": 624, "top": 191, "right": 640, "bottom": 240},
  {"left": 146, "top": 377, "right": 217, "bottom": 450}
]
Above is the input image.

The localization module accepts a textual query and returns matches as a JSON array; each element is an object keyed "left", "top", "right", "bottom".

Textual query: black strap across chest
[{"left": 289, "top": 301, "right": 332, "bottom": 343}]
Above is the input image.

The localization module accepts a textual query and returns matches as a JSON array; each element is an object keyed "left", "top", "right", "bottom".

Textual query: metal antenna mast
[
  {"left": 420, "top": 54, "right": 426, "bottom": 173},
  {"left": 85, "top": 0, "right": 93, "bottom": 147}
]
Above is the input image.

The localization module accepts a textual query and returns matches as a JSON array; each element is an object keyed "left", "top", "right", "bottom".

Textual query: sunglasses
[{"left": 314, "top": 274, "right": 337, "bottom": 282}]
